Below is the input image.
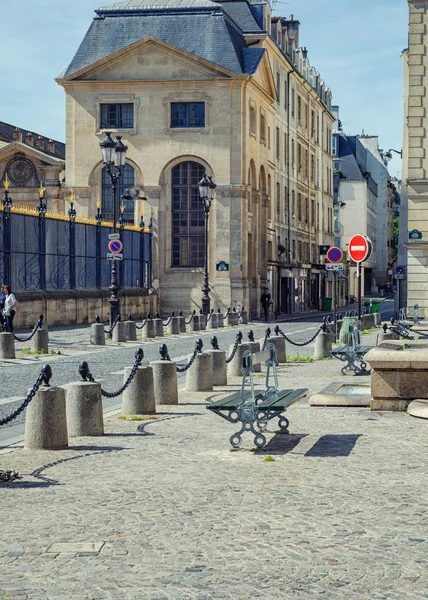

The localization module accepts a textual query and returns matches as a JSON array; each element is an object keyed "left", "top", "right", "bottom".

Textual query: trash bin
[
  {"left": 322, "top": 297, "right": 332, "bottom": 312},
  {"left": 371, "top": 300, "right": 381, "bottom": 314},
  {"left": 339, "top": 317, "right": 357, "bottom": 345}
]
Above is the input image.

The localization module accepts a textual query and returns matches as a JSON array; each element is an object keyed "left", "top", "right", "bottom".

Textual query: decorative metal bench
[
  {"left": 206, "top": 343, "right": 308, "bottom": 449},
  {"left": 331, "top": 326, "right": 372, "bottom": 375}
]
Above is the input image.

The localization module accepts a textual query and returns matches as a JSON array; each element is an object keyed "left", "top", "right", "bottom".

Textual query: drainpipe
[{"left": 286, "top": 66, "right": 295, "bottom": 268}]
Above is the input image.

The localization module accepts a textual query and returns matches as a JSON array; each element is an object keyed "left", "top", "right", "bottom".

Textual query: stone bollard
[
  {"left": 150, "top": 360, "right": 178, "bottom": 406},
  {"left": 122, "top": 365, "right": 156, "bottom": 415},
  {"left": 265, "top": 336, "right": 286, "bottom": 364},
  {"left": 66, "top": 381, "right": 104, "bottom": 437},
  {"left": 125, "top": 320, "right": 137, "bottom": 342},
  {"left": 178, "top": 314, "right": 186, "bottom": 333},
  {"left": 206, "top": 347, "right": 227, "bottom": 386},
  {"left": 199, "top": 314, "right": 207, "bottom": 331},
  {"left": 374, "top": 313, "right": 382, "bottom": 327},
  {"left": 0, "top": 332, "right": 15, "bottom": 359},
  {"left": 248, "top": 340, "right": 261, "bottom": 373},
  {"left": 188, "top": 315, "right": 200, "bottom": 333},
  {"left": 112, "top": 321, "right": 127, "bottom": 343},
  {"left": 207, "top": 312, "right": 218, "bottom": 329},
  {"left": 217, "top": 312, "right": 224, "bottom": 328},
  {"left": 239, "top": 310, "right": 248, "bottom": 325},
  {"left": 25, "top": 386, "right": 68, "bottom": 450},
  {"left": 313, "top": 331, "right": 333, "bottom": 359},
  {"left": 186, "top": 351, "right": 213, "bottom": 392},
  {"left": 32, "top": 328, "right": 49, "bottom": 354},
  {"left": 226, "top": 312, "right": 239, "bottom": 327},
  {"left": 167, "top": 317, "right": 181, "bottom": 335},
  {"left": 154, "top": 317, "right": 164, "bottom": 337},
  {"left": 227, "top": 343, "right": 250, "bottom": 378},
  {"left": 141, "top": 318, "right": 156, "bottom": 339},
  {"left": 90, "top": 323, "right": 105, "bottom": 346}
]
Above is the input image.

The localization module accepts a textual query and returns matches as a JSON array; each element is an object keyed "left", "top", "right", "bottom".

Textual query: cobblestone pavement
[{"left": 2, "top": 329, "right": 428, "bottom": 600}]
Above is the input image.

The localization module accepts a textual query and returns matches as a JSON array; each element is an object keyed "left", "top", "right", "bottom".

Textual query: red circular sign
[
  {"left": 349, "top": 234, "right": 369, "bottom": 263},
  {"left": 108, "top": 239, "right": 123, "bottom": 254},
  {"left": 327, "top": 247, "right": 343, "bottom": 263}
]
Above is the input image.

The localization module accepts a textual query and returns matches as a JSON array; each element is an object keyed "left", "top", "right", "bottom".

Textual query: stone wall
[{"left": 11, "top": 289, "right": 156, "bottom": 329}]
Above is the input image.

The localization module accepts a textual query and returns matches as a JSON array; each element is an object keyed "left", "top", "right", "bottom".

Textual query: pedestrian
[
  {"left": 3, "top": 285, "right": 17, "bottom": 333},
  {"left": 260, "top": 288, "right": 271, "bottom": 322},
  {"left": 0, "top": 284, "right": 6, "bottom": 331}
]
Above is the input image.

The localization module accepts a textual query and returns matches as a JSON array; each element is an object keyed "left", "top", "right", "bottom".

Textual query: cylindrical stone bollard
[
  {"left": 248, "top": 341, "right": 261, "bottom": 373},
  {"left": 226, "top": 312, "right": 239, "bottom": 327},
  {"left": 266, "top": 336, "right": 286, "bottom": 364},
  {"left": 185, "top": 352, "right": 213, "bottom": 391},
  {"left": 199, "top": 314, "right": 207, "bottom": 331},
  {"left": 122, "top": 365, "right": 156, "bottom": 415},
  {"left": 239, "top": 311, "right": 248, "bottom": 325},
  {"left": 24, "top": 386, "right": 68, "bottom": 450},
  {"left": 112, "top": 321, "right": 127, "bottom": 343},
  {"left": 178, "top": 316, "right": 186, "bottom": 333},
  {"left": 66, "top": 381, "right": 104, "bottom": 437},
  {"left": 90, "top": 323, "right": 105, "bottom": 346},
  {"left": 32, "top": 328, "right": 49, "bottom": 354},
  {"left": 374, "top": 313, "right": 382, "bottom": 327},
  {"left": 0, "top": 332, "right": 15, "bottom": 359},
  {"left": 154, "top": 318, "right": 164, "bottom": 337},
  {"left": 313, "top": 332, "right": 333, "bottom": 359},
  {"left": 206, "top": 349, "right": 227, "bottom": 386},
  {"left": 217, "top": 314, "right": 224, "bottom": 328},
  {"left": 207, "top": 313, "right": 218, "bottom": 329},
  {"left": 150, "top": 360, "right": 178, "bottom": 405},
  {"left": 167, "top": 317, "right": 181, "bottom": 335},
  {"left": 125, "top": 320, "right": 137, "bottom": 342},
  {"left": 142, "top": 319, "right": 156, "bottom": 339},
  {"left": 227, "top": 343, "right": 250, "bottom": 378},
  {"left": 188, "top": 315, "right": 200, "bottom": 333},
  {"left": 336, "top": 320, "right": 343, "bottom": 336}
]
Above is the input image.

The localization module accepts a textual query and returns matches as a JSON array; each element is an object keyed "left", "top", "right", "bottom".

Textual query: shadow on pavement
[
  {"left": 304, "top": 434, "right": 363, "bottom": 457},
  {"left": 255, "top": 433, "right": 308, "bottom": 455}
]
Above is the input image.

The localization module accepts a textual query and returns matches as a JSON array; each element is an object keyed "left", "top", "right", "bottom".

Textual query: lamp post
[
  {"left": 99, "top": 131, "right": 128, "bottom": 328},
  {"left": 198, "top": 174, "right": 216, "bottom": 315}
]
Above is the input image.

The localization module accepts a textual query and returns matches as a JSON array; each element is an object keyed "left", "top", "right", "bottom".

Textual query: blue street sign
[{"left": 327, "top": 247, "right": 343, "bottom": 263}]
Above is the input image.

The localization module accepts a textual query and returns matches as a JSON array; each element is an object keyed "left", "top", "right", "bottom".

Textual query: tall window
[
  {"left": 250, "top": 104, "right": 257, "bottom": 136},
  {"left": 276, "top": 73, "right": 281, "bottom": 103},
  {"left": 100, "top": 103, "right": 134, "bottom": 129},
  {"left": 260, "top": 113, "right": 266, "bottom": 144},
  {"left": 102, "top": 164, "right": 135, "bottom": 223},
  {"left": 171, "top": 102, "right": 205, "bottom": 128},
  {"left": 171, "top": 161, "right": 205, "bottom": 267}
]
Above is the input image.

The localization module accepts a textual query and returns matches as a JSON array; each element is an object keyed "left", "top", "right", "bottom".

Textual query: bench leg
[
  {"left": 278, "top": 416, "right": 289, "bottom": 433},
  {"left": 230, "top": 421, "right": 267, "bottom": 449}
]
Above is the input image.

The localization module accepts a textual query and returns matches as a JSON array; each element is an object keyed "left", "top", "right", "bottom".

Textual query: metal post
[
  {"left": 357, "top": 262, "right": 362, "bottom": 320},
  {"left": 201, "top": 206, "right": 211, "bottom": 315},
  {"left": 109, "top": 173, "right": 120, "bottom": 327},
  {"left": 333, "top": 270, "right": 337, "bottom": 342}
]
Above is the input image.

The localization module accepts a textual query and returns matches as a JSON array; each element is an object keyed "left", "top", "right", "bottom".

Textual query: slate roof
[
  {"left": 61, "top": 0, "right": 266, "bottom": 78},
  {"left": 218, "top": 0, "right": 263, "bottom": 33},
  {"left": 0, "top": 121, "right": 65, "bottom": 161},
  {"left": 337, "top": 133, "right": 364, "bottom": 181}
]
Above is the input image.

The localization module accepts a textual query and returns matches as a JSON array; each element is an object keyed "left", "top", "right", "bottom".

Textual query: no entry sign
[
  {"left": 108, "top": 239, "right": 123, "bottom": 254},
  {"left": 349, "top": 234, "right": 372, "bottom": 263},
  {"left": 327, "top": 247, "right": 343, "bottom": 263}
]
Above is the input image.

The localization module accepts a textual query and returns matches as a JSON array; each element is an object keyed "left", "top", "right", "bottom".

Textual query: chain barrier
[
  {"left": 176, "top": 339, "right": 203, "bottom": 373},
  {"left": 79, "top": 349, "right": 144, "bottom": 398},
  {"left": 226, "top": 332, "right": 242, "bottom": 363},
  {"left": 12, "top": 315, "right": 44, "bottom": 343},
  {"left": 185, "top": 310, "right": 195, "bottom": 325},
  {"left": 95, "top": 314, "right": 121, "bottom": 336},
  {"left": 275, "top": 325, "right": 322, "bottom": 347},
  {"left": 135, "top": 313, "right": 150, "bottom": 330},
  {"left": 223, "top": 307, "right": 230, "bottom": 319},
  {"left": 261, "top": 328, "right": 271, "bottom": 351},
  {"left": 0, "top": 365, "right": 52, "bottom": 426},
  {"left": 162, "top": 312, "right": 174, "bottom": 327},
  {"left": 206, "top": 310, "right": 213, "bottom": 323}
]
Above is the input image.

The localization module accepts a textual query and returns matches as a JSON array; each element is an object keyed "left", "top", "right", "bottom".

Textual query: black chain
[
  {"left": 276, "top": 326, "right": 322, "bottom": 347},
  {"left": 226, "top": 338, "right": 240, "bottom": 364},
  {"left": 13, "top": 315, "right": 44, "bottom": 343},
  {"left": 80, "top": 349, "right": 144, "bottom": 398},
  {"left": 223, "top": 307, "right": 230, "bottom": 319},
  {"left": 0, "top": 365, "right": 52, "bottom": 426},
  {"left": 185, "top": 311, "right": 195, "bottom": 325},
  {"left": 261, "top": 328, "right": 271, "bottom": 351},
  {"left": 175, "top": 346, "right": 199, "bottom": 373},
  {"left": 163, "top": 313, "right": 174, "bottom": 327},
  {"left": 135, "top": 314, "right": 149, "bottom": 330},
  {"left": 104, "top": 314, "right": 121, "bottom": 335}
]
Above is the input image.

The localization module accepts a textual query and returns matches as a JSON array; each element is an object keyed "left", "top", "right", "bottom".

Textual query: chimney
[
  {"left": 302, "top": 46, "right": 308, "bottom": 60},
  {"left": 47, "top": 139, "right": 55, "bottom": 154},
  {"left": 12, "top": 127, "right": 23, "bottom": 142},
  {"left": 26, "top": 132, "right": 34, "bottom": 146},
  {"left": 283, "top": 14, "right": 300, "bottom": 48},
  {"left": 36, "top": 135, "right": 45, "bottom": 151}
]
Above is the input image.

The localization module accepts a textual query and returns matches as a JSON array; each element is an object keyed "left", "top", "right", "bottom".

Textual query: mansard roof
[
  {"left": 61, "top": 0, "right": 265, "bottom": 79},
  {"left": 337, "top": 133, "right": 364, "bottom": 181},
  {"left": 0, "top": 121, "right": 65, "bottom": 161}
]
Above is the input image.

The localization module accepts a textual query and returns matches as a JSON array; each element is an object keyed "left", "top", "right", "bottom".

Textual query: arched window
[
  {"left": 171, "top": 161, "right": 205, "bottom": 267},
  {"left": 102, "top": 163, "right": 135, "bottom": 223}
]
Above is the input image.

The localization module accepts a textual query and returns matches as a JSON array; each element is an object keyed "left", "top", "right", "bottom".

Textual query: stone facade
[{"left": 57, "top": 0, "right": 334, "bottom": 316}]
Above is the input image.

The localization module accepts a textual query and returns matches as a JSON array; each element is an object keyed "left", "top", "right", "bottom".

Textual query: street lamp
[
  {"left": 99, "top": 131, "right": 128, "bottom": 328},
  {"left": 198, "top": 174, "right": 216, "bottom": 315}
]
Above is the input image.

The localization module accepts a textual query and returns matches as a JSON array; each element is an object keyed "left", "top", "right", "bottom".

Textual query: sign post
[
  {"left": 348, "top": 234, "right": 372, "bottom": 320},
  {"left": 327, "top": 247, "right": 343, "bottom": 341}
]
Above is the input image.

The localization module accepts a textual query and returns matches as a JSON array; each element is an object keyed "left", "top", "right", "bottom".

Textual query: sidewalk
[{"left": 1, "top": 329, "right": 427, "bottom": 599}]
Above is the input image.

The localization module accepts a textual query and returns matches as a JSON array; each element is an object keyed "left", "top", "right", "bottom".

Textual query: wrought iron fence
[{"left": 0, "top": 205, "right": 152, "bottom": 292}]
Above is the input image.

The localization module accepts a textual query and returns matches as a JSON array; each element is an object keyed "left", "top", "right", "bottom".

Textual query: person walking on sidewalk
[
  {"left": 3, "top": 285, "right": 17, "bottom": 333},
  {"left": 0, "top": 284, "right": 6, "bottom": 331},
  {"left": 260, "top": 288, "right": 271, "bottom": 322}
]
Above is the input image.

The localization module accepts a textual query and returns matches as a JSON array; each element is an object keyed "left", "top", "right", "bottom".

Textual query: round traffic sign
[
  {"left": 349, "top": 234, "right": 370, "bottom": 263},
  {"left": 327, "top": 247, "right": 343, "bottom": 263},
  {"left": 108, "top": 239, "right": 123, "bottom": 254},
  {"left": 395, "top": 265, "right": 405, "bottom": 275}
]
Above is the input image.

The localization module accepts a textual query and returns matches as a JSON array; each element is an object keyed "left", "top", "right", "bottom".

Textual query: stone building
[
  {"left": 0, "top": 122, "right": 65, "bottom": 211},
  {"left": 57, "top": 0, "right": 334, "bottom": 315},
  {"left": 404, "top": 2, "right": 428, "bottom": 316}
]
